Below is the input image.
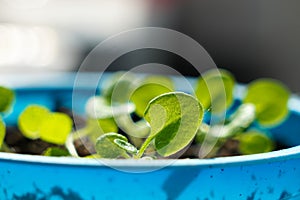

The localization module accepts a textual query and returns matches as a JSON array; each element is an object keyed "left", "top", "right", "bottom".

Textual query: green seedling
[
  {"left": 95, "top": 92, "right": 203, "bottom": 158},
  {"left": 235, "top": 130, "right": 275, "bottom": 155},
  {"left": 130, "top": 75, "right": 174, "bottom": 117},
  {"left": 0, "top": 70, "right": 291, "bottom": 159},
  {"left": 18, "top": 105, "right": 73, "bottom": 145},
  {"left": 195, "top": 69, "right": 235, "bottom": 113},
  {"left": 195, "top": 70, "right": 290, "bottom": 158},
  {"left": 244, "top": 79, "right": 290, "bottom": 126}
]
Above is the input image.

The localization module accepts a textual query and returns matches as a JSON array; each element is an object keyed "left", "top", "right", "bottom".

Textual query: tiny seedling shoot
[{"left": 0, "top": 69, "right": 292, "bottom": 159}]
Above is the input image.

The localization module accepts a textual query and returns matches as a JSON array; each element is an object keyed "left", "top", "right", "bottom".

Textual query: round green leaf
[
  {"left": 237, "top": 131, "right": 274, "bottom": 155},
  {"left": 0, "top": 86, "right": 15, "bottom": 113},
  {"left": 131, "top": 84, "right": 172, "bottom": 117},
  {"left": 244, "top": 79, "right": 290, "bottom": 126},
  {"left": 95, "top": 132, "right": 129, "bottom": 158},
  {"left": 143, "top": 92, "right": 204, "bottom": 157},
  {"left": 195, "top": 69, "right": 235, "bottom": 113},
  {"left": 0, "top": 117, "right": 5, "bottom": 147},
  {"left": 18, "top": 105, "right": 50, "bottom": 139},
  {"left": 39, "top": 112, "right": 73, "bottom": 145}
]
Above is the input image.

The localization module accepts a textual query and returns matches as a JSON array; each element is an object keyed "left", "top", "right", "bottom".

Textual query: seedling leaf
[
  {"left": 141, "top": 92, "right": 203, "bottom": 157},
  {"left": 96, "top": 132, "right": 129, "bottom": 158},
  {"left": 131, "top": 76, "right": 174, "bottom": 117},
  {"left": 195, "top": 69, "right": 235, "bottom": 113},
  {"left": 39, "top": 112, "right": 73, "bottom": 145},
  {"left": 244, "top": 79, "right": 290, "bottom": 126},
  {"left": 236, "top": 131, "right": 274, "bottom": 155},
  {"left": 18, "top": 105, "right": 50, "bottom": 139},
  {"left": 0, "top": 86, "right": 15, "bottom": 113}
]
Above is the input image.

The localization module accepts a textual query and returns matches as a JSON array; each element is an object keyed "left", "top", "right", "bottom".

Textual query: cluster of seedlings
[{"left": 0, "top": 69, "right": 291, "bottom": 159}]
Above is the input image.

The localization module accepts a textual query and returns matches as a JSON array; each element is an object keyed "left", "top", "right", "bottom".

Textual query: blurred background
[{"left": 0, "top": 0, "right": 299, "bottom": 91}]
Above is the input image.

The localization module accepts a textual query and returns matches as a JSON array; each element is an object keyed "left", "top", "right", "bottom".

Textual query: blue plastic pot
[{"left": 1, "top": 73, "right": 300, "bottom": 200}]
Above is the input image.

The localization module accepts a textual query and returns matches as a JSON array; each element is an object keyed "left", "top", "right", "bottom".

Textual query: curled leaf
[{"left": 140, "top": 92, "right": 203, "bottom": 157}]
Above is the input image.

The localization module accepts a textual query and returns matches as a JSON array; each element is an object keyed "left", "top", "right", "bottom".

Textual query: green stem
[
  {"left": 196, "top": 103, "right": 256, "bottom": 158},
  {"left": 65, "top": 133, "right": 79, "bottom": 157},
  {"left": 135, "top": 134, "right": 155, "bottom": 159}
]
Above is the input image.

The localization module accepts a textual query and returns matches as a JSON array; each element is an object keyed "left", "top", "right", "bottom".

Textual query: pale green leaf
[
  {"left": 102, "top": 72, "right": 137, "bottom": 103},
  {"left": 244, "top": 79, "right": 290, "bottom": 126},
  {"left": 95, "top": 132, "right": 129, "bottom": 158},
  {"left": 39, "top": 112, "right": 73, "bottom": 145},
  {"left": 18, "top": 105, "right": 50, "bottom": 139},
  {"left": 236, "top": 130, "right": 274, "bottom": 155},
  {"left": 195, "top": 69, "right": 235, "bottom": 113},
  {"left": 131, "top": 78, "right": 173, "bottom": 117},
  {"left": 0, "top": 86, "right": 15, "bottom": 113}
]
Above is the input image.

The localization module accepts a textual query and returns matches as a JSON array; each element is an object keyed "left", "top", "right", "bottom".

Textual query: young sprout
[
  {"left": 195, "top": 69, "right": 235, "bottom": 113},
  {"left": 130, "top": 75, "right": 174, "bottom": 117},
  {"left": 18, "top": 105, "right": 73, "bottom": 145},
  {"left": 139, "top": 92, "right": 203, "bottom": 157},
  {"left": 235, "top": 130, "right": 275, "bottom": 155},
  {"left": 83, "top": 96, "right": 134, "bottom": 142},
  {"left": 95, "top": 92, "right": 204, "bottom": 159},
  {"left": 195, "top": 71, "right": 290, "bottom": 158},
  {"left": 243, "top": 79, "right": 290, "bottom": 126}
]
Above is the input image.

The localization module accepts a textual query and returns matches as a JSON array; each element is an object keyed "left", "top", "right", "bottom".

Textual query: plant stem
[
  {"left": 197, "top": 103, "right": 256, "bottom": 158},
  {"left": 65, "top": 133, "right": 79, "bottom": 157},
  {"left": 210, "top": 103, "right": 256, "bottom": 139},
  {"left": 135, "top": 135, "right": 155, "bottom": 159}
]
